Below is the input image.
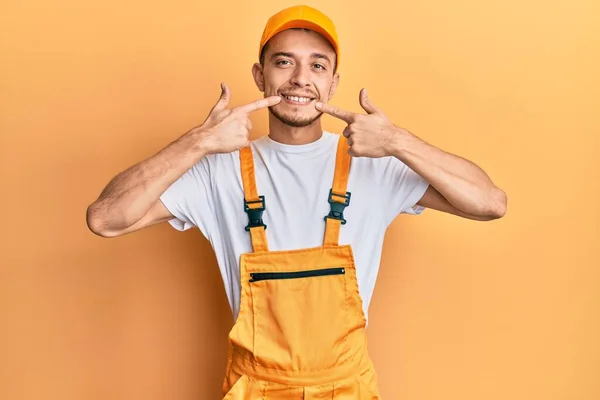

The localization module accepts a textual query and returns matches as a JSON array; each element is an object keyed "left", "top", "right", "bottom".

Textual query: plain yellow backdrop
[{"left": 1, "top": 0, "right": 598, "bottom": 399}]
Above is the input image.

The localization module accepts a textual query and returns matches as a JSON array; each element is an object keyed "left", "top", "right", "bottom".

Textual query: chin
[{"left": 269, "top": 107, "right": 322, "bottom": 128}]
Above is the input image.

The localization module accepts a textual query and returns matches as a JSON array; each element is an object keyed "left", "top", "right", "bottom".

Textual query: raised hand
[
  {"left": 198, "top": 83, "right": 281, "bottom": 154},
  {"left": 315, "top": 89, "right": 399, "bottom": 158}
]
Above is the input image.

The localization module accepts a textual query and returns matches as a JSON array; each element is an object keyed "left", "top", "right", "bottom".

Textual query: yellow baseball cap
[{"left": 259, "top": 5, "right": 340, "bottom": 70}]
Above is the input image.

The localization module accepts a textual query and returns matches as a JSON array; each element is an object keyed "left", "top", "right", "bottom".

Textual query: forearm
[
  {"left": 389, "top": 128, "right": 506, "bottom": 218},
  {"left": 86, "top": 130, "right": 209, "bottom": 233}
]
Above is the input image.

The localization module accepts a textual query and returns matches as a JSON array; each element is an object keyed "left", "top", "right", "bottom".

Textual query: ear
[
  {"left": 328, "top": 72, "right": 340, "bottom": 101},
  {"left": 252, "top": 63, "right": 265, "bottom": 92}
]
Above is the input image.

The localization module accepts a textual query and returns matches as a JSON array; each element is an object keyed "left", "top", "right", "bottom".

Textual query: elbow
[
  {"left": 486, "top": 187, "right": 507, "bottom": 220},
  {"left": 468, "top": 187, "right": 507, "bottom": 221},
  {"left": 86, "top": 204, "right": 113, "bottom": 238}
]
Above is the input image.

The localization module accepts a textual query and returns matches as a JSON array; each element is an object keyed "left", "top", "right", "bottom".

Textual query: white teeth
[{"left": 285, "top": 95, "right": 311, "bottom": 103}]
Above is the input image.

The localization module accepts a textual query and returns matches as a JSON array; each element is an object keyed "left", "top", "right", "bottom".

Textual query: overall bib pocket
[{"left": 249, "top": 265, "right": 350, "bottom": 371}]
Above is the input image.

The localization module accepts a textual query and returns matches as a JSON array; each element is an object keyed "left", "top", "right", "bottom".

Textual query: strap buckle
[
  {"left": 324, "top": 189, "right": 351, "bottom": 225},
  {"left": 244, "top": 196, "right": 266, "bottom": 231}
]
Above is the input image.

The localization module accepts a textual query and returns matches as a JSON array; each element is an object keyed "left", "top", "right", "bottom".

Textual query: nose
[{"left": 290, "top": 64, "right": 311, "bottom": 88}]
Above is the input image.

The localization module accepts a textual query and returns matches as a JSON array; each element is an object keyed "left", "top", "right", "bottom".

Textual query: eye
[
  {"left": 313, "top": 63, "right": 327, "bottom": 71},
  {"left": 276, "top": 59, "right": 292, "bottom": 66}
]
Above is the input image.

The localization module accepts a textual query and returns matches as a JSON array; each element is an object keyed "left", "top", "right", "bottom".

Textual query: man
[{"left": 86, "top": 5, "right": 506, "bottom": 399}]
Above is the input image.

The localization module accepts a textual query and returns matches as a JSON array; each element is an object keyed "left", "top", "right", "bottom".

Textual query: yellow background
[{"left": 1, "top": 0, "right": 598, "bottom": 399}]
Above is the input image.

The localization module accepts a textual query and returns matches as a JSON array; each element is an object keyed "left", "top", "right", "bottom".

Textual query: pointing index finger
[
  {"left": 315, "top": 102, "right": 355, "bottom": 124},
  {"left": 236, "top": 96, "right": 282, "bottom": 114}
]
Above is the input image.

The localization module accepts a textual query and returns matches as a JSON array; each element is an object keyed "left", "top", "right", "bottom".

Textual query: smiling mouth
[{"left": 281, "top": 94, "right": 316, "bottom": 104}]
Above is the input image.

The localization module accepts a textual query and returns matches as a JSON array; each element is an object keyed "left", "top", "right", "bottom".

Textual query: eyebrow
[{"left": 270, "top": 51, "right": 332, "bottom": 64}]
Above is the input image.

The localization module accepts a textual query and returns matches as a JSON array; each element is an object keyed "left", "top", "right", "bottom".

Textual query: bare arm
[
  {"left": 390, "top": 131, "right": 507, "bottom": 221},
  {"left": 86, "top": 133, "right": 209, "bottom": 237},
  {"left": 86, "top": 84, "right": 282, "bottom": 238}
]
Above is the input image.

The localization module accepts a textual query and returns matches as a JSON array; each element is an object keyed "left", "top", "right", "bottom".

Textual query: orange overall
[{"left": 221, "top": 136, "right": 381, "bottom": 399}]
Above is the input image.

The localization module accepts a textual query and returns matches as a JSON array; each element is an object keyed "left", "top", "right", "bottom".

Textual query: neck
[{"left": 267, "top": 113, "right": 323, "bottom": 145}]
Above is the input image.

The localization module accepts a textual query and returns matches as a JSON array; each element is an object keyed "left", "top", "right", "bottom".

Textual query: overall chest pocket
[{"left": 249, "top": 266, "right": 351, "bottom": 371}]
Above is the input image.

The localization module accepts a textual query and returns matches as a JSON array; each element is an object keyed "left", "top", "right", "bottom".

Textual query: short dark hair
[{"left": 259, "top": 28, "right": 337, "bottom": 72}]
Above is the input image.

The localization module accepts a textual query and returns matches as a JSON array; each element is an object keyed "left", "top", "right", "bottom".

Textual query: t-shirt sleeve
[
  {"left": 378, "top": 157, "right": 430, "bottom": 224},
  {"left": 158, "top": 157, "right": 217, "bottom": 240}
]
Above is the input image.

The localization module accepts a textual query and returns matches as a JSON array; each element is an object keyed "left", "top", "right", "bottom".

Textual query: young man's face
[{"left": 253, "top": 29, "right": 339, "bottom": 127}]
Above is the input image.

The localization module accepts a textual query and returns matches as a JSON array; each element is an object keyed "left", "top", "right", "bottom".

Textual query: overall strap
[
  {"left": 323, "top": 135, "right": 352, "bottom": 246},
  {"left": 239, "top": 146, "right": 269, "bottom": 253}
]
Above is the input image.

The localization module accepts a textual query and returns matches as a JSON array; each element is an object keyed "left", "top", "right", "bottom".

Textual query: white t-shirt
[{"left": 159, "top": 131, "right": 429, "bottom": 324}]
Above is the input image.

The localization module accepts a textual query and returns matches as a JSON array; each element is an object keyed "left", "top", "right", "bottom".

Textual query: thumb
[
  {"left": 359, "top": 88, "right": 380, "bottom": 114},
  {"left": 210, "top": 82, "right": 231, "bottom": 114}
]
